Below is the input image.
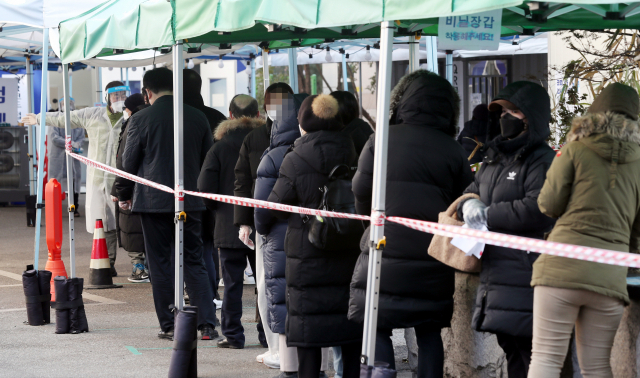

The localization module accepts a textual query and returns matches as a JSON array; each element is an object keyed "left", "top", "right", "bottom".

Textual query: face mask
[
  {"left": 112, "top": 101, "right": 125, "bottom": 113},
  {"left": 123, "top": 112, "right": 130, "bottom": 121},
  {"left": 267, "top": 109, "right": 278, "bottom": 122},
  {"left": 500, "top": 113, "right": 526, "bottom": 139}
]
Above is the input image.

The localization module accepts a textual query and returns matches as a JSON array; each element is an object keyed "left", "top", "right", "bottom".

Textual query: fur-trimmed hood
[
  {"left": 568, "top": 111, "right": 640, "bottom": 164},
  {"left": 214, "top": 116, "right": 265, "bottom": 141},
  {"left": 389, "top": 70, "right": 460, "bottom": 137}
]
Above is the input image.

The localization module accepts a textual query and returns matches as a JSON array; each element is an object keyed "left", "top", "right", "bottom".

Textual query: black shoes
[
  {"left": 200, "top": 325, "right": 219, "bottom": 340},
  {"left": 217, "top": 338, "right": 243, "bottom": 349},
  {"left": 158, "top": 329, "right": 174, "bottom": 340}
]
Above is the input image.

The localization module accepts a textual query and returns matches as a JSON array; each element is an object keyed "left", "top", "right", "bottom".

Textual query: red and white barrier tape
[{"left": 66, "top": 151, "right": 640, "bottom": 269}]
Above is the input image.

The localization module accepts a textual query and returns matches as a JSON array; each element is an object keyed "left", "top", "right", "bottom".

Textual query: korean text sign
[{"left": 438, "top": 10, "right": 502, "bottom": 51}]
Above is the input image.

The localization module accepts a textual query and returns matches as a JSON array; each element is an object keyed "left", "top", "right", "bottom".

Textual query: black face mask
[{"left": 500, "top": 113, "right": 526, "bottom": 139}]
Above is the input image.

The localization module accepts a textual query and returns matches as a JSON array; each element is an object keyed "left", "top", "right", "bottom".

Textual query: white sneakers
[
  {"left": 256, "top": 350, "right": 270, "bottom": 363},
  {"left": 263, "top": 352, "right": 280, "bottom": 369},
  {"left": 213, "top": 298, "right": 223, "bottom": 309}
]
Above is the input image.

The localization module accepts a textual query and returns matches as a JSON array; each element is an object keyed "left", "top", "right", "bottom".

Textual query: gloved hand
[
  {"left": 21, "top": 113, "right": 38, "bottom": 126},
  {"left": 110, "top": 195, "right": 118, "bottom": 202},
  {"left": 462, "top": 199, "right": 489, "bottom": 230},
  {"left": 238, "top": 225, "right": 255, "bottom": 250},
  {"left": 119, "top": 200, "right": 131, "bottom": 210},
  {"left": 71, "top": 141, "right": 81, "bottom": 149}
]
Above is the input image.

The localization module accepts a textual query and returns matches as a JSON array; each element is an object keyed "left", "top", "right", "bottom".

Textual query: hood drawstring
[{"left": 609, "top": 141, "right": 621, "bottom": 189}]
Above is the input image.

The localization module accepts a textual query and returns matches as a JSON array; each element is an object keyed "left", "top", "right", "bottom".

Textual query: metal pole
[
  {"left": 446, "top": 50, "right": 453, "bottom": 85},
  {"left": 62, "top": 64, "right": 76, "bottom": 278},
  {"left": 120, "top": 67, "right": 123, "bottom": 82},
  {"left": 409, "top": 35, "right": 420, "bottom": 73},
  {"left": 287, "top": 49, "right": 298, "bottom": 93},
  {"left": 359, "top": 62, "right": 363, "bottom": 118},
  {"left": 97, "top": 68, "right": 103, "bottom": 104},
  {"left": 250, "top": 59, "right": 256, "bottom": 98},
  {"left": 69, "top": 72, "right": 73, "bottom": 98},
  {"left": 125, "top": 68, "right": 129, "bottom": 89},
  {"left": 26, "top": 56, "right": 35, "bottom": 196},
  {"left": 173, "top": 41, "right": 185, "bottom": 311},
  {"left": 33, "top": 28, "right": 49, "bottom": 270},
  {"left": 426, "top": 36, "right": 439, "bottom": 74},
  {"left": 361, "top": 21, "right": 394, "bottom": 366},
  {"left": 263, "top": 48, "right": 270, "bottom": 90},
  {"left": 341, "top": 52, "right": 348, "bottom": 91}
]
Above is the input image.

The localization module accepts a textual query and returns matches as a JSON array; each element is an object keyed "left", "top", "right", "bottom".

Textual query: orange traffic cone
[
  {"left": 44, "top": 179, "right": 67, "bottom": 301},
  {"left": 86, "top": 219, "right": 122, "bottom": 290}
]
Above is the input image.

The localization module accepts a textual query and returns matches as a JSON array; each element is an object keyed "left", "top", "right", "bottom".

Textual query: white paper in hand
[{"left": 450, "top": 224, "right": 486, "bottom": 259}]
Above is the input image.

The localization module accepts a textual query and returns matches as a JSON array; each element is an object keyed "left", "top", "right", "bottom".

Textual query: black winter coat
[
  {"left": 268, "top": 130, "right": 361, "bottom": 347},
  {"left": 198, "top": 117, "right": 263, "bottom": 249},
  {"left": 112, "top": 120, "right": 144, "bottom": 252},
  {"left": 348, "top": 71, "right": 474, "bottom": 330},
  {"left": 234, "top": 122, "right": 270, "bottom": 228},
  {"left": 457, "top": 119, "right": 489, "bottom": 164},
  {"left": 184, "top": 94, "right": 226, "bottom": 238},
  {"left": 342, "top": 118, "right": 373, "bottom": 155},
  {"left": 463, "top": 82, "right": 556, "bottom": 338},
  {"left": 123, "top": 95, "right": 213, "bottom": 213},
  {"left": 254, "top": 94, "right": 306, "bottom": 334}
]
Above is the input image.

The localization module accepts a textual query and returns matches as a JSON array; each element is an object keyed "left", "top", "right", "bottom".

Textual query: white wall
[
  {"left": 199, "top": 60, "right": 237, "bottom": 114},
  {"left": 47, "top": 68, "right": 96, "bottom": 109}
]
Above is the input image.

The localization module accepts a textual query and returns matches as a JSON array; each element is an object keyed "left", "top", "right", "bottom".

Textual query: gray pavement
[{"left": 0, "top": 196, "right": 412, "bottom": 377}]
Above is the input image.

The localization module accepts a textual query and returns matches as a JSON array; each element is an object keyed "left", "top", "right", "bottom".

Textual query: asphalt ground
[{"left": 0, "top": 195, "right": 411, "bottom": 377}]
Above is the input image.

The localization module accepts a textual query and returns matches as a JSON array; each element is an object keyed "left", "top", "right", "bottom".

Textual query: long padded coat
[
  {"left": 463, "top": 81, "right": 556, "bottom": 338},
  {"left": 267, "top": 130, "right": 361, "bottom": 348},
  {"left": 254, "top": 94, "right": 307, "bottom": 334},
  {"left": 348, "top": 71, "right": 474, "bottom": 330}
]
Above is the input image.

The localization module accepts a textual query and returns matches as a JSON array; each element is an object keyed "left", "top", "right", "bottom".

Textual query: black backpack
[{"left": 305, "top": 164, "right": 364, "bottom": 251}]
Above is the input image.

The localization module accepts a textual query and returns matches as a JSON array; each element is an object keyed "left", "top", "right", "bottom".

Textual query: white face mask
[
  {"left": 266, "top": 109, "right": 278, "bottom": 122},
  {"left": 112, "top": 101, "right": 125, "bottom": 113},
  {"left": 123, "top": 111, "right": 130, "bottom": 121}
]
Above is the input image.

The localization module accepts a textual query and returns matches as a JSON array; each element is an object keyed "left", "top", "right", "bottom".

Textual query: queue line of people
[{"left": 22, "top": 67, "right": 640, "bottom": 378}]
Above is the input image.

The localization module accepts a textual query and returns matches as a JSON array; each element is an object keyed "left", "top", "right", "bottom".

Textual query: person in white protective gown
[{"left": 22, "top": 81, "right": 129, "bottom": 277}]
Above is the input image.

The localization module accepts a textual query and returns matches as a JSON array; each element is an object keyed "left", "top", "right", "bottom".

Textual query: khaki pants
[{"left": 528, "top": 286, "right": 624, "bottom": 378}]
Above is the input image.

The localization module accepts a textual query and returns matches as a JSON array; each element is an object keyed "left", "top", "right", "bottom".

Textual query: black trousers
[
  {"left": 140, "top": 212, "right": 216, "bottom": 332},
  {"left": 219, "top": 247, "right": 255, "bottom": 346},
  {"left": 376, "top": 325, "right": 444, "bottom": 378},
  {"left": 298, "top": 342, "right": 361, "bottom": 378},
  {"left": 496, "top": 333, "right": 532, "bottom": 378}
]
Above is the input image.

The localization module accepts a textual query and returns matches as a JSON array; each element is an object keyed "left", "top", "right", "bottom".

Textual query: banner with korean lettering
[{"left": 438, "top": 10, "right": 502, "bottom": 51}]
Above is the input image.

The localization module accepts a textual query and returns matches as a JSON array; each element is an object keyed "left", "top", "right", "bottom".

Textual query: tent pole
[
  {"left": 69, "top": 72, "right": 73, "bottom": 98},
  {"left": 426, "top": 36, "right": 438, "bottom": 73},
  {"left": 62, "top": 63, "right": 76, "bottom": 278},
  {"left": 361, "top": 20, "right": 394, "bottom": 366},
  {"left": 359, "top": 62, "right": 363, "bottom": 118},
  {"left": 288, "top": 49, "right": 298, "bottom": 93},
  {"left": 173, "top": 41, "right": 185, "bottom": 311},
  {"left": 446, "top": 50, "right": 453, "bottom": 85},
  {"left": 341, "top": 52, "right": 348, "bottom": 91},
  {"left": 120, "top": 67, "right": 123, "bottom": 82},
  {"left": 26, "top": 56, "right": 35, "bottom": 196},
  {"left": 97, "top": 68, "right": 103, "bottom": 104},
  {"left": 125, "top": 68, "right": 129, "bottom": 89},
  {"left": 33, "top": 28, "right": 49, "bottom": 270},
  {"left": 409, "top": 35, "right": 420, "bottom": 73},
  {"left": 263, "top": 48, "right": 270, "bottom": 90},
  {"left": 250, "top": 58, "right": 256, "bottom": 98}
]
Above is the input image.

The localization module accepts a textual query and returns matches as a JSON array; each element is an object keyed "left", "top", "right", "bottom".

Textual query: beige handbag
[{"left": 427, "top": 193, "right": 482, "bottom": 273}]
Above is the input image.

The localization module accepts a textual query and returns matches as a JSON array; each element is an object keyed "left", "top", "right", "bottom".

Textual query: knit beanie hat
[
  {"left": 298, "top": 94, "right": 343, "bottom": 132},
  {"left": 588, "top": 82, "right": 639, "bottom": 120}
]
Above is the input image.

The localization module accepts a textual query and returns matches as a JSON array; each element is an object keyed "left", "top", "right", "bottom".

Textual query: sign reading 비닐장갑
[{"left": 438, "top": 10, "right": 502, "bottom": 51}]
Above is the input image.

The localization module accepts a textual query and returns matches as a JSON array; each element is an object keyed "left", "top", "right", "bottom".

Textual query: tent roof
[{"left": 58, "top": 1, "right": 640, "bottom": 64}]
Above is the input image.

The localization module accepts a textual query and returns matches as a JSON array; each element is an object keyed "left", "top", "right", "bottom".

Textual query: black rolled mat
[
  {"left": 38, "top": 270, "right": 52, "bottom": 324},
  {"left": 69, "top": 278, "right": 88, "bottom": 334},
  {"left": 22, "top": 269, "right": 45, "bottom": 326},
  {"left": 53, "top": 276, "right": 70, "bottom": 334},
  {"left": 168, "top": 308, "right": 198, "bottom": 378}
]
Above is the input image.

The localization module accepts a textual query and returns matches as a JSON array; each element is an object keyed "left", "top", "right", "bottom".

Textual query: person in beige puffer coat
[{"left": 529, "top": 83, "right": 640, "bottom": 378}]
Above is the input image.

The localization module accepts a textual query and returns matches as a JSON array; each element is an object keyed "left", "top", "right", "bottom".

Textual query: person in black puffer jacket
[
  {"left": 330, "top": 91, "right": 373, "bottom": 155},
  {"left": 457, "top": 104, "right": 489, "bottom": 163},
  {"left": 457, "top": 81, "right": 556, "bottom": 378},
  {"left": 198, "top": 95, "right": 263, "bottom": 349},
  {"left": 268, "top": 94, "right": 361, "bottom": 378},
  {"left": 348, "top": 70, "right": 473, "bottom": 378},
  {"left": 112, "top": 93, "right": 149, "bottom": 283}
]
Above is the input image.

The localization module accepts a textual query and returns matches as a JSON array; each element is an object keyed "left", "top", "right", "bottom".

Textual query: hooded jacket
[
  {"left": 535, "top": 111, "right": 640, "bottom": 304},
  {"left": 123, "top": 96, "right": 212, "bottom": 213},
  {"left": 198, "top": 117, "right": 263, "bottom": 248},
  {"left": 267, "top": 128, "right": 360, "bottom": 347},
  {"left": 254, "top": 94, "right": 307, "bottom": 334},
  {"left": 348, "top": 70, "right": 474, "bottom": 329},
  {"left": 462, "top": 81, "right": 556, "bottom": 338},
  {"left": 342, "top": 118, "right": 373, "bottom": 155},
  {"left": 234, "top": 121, "right": 271, "bottom": 228}
]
